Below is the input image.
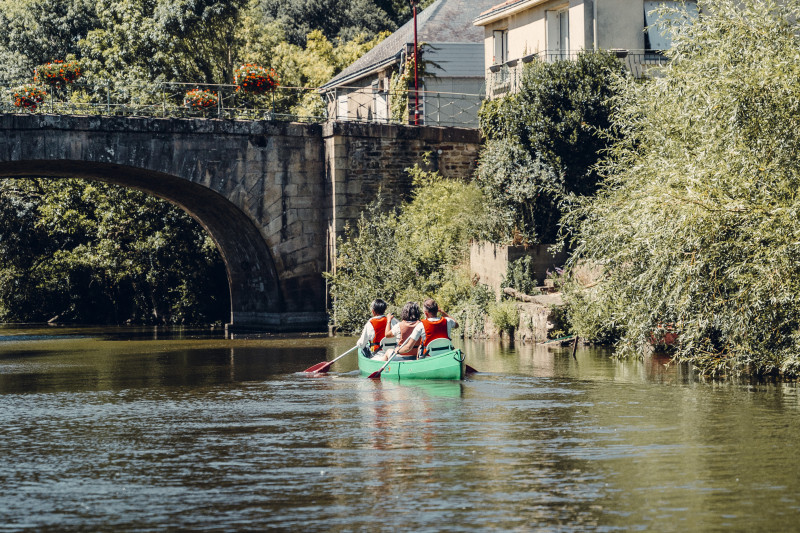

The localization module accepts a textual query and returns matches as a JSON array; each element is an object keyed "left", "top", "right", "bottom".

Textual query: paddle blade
[
  {"left": 367, "top": 369, "right": 383, "bottom": 379},
  {"left": 303, "top": 361, "right": 332, "bottom": 373},
  {"left": 465, "top": 364, "right": 478, "bottom": 374}
]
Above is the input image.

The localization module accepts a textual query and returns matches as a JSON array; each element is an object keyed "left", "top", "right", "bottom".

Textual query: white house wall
[{"left": 597, "top": 0, "right": 645, "bottom": 50}]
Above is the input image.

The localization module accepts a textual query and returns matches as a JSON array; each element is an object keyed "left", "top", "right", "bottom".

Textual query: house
[
  {"left": 320, "top": 0, "right": 499, "bottom": 127},
  {"left": 473, "top": 0, "right": 698, "bottom": 97}
]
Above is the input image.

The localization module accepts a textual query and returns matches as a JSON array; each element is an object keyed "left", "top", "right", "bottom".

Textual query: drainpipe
[
  {"left": 410, "top": 0, "right": 420, "bottom": 125},
  {"left": 593, "top": 0, "right": 598, "bottom": 50}
]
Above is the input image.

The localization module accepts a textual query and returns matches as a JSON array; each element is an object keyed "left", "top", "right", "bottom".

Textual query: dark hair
[
  {"left": 371, "top": 298, "right": 387, "bottom": 315},
  {"left": 423, "top": 298, "right": 438, "bottom": 315},
  {"left": 401, "top": 301, "right": 421, "bottom": 322}
]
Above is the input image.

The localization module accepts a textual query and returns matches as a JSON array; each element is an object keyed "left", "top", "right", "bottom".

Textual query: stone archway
[{"left": 0, "top": 160, "right": 286, "bottom": 328}]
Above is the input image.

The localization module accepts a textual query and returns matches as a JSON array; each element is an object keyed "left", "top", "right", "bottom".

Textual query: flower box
[
  {"left": 234, "top": 64, "right": 279, "bottom": 94},
  {"left": 34, "top": 60, "right": 82, "bottom": 88},
  {"left": 12, "top": 84, "right": 47, "bottom": 110},
  {"left": 184, "top": 89, "right": 219, "bottom": 110}
]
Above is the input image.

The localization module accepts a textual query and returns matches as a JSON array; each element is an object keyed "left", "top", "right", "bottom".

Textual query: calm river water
[{"left": 1, "top": 325, "right": 799, "bottom": 531}]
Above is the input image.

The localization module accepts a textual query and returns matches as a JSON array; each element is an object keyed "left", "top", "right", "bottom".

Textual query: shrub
[
  {"left": 326, "top": 164, "right": 488, "bottom": 334},
  {"left": 476, "top": 51, "right": 625, "bottom": 244},
  {"left": 12, "top": 84, "right": 46, "bottom": 110},
  {"left": 502, "top": 255, "right": 539, "bottom": 295},
  {"left": 234, "top": 64, "right": 279, "bottom": 93},
  {"left": 34, "top": 60, "right": 82, "bottom": 88},
  {"left": 488, "top": 300, "right": 519, "bottom": 336},
  {"left": 184, "top": 89, "right": 219, "bottom": 110},
  {"left": 565, "top": 0, "right": 800, "bottom": 377}
]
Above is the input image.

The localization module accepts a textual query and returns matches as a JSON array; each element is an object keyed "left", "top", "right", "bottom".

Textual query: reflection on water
[{"left": 0, "top": 326, "right": 799, "bottom": 531}]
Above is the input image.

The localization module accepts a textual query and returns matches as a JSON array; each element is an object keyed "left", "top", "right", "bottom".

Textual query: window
[
  {"left": 337, "top": 94, "right": 348, "bottom": 120},
  {"left": 644, "top": 1, "right": 698, "bottom": 51},
  {"left": 546, "top": 7, "right": 570, "bottom": 60},
  {"left": 375, "top": 91, "right": 387, "bottom": 122},
  {"left": 493, "top": 29, "right": 508, "bottom": 65}
]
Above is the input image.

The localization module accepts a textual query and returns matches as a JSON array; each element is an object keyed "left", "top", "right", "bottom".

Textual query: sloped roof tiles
[{"left": 323, "top": 0, "right": 498, "bottom": 88}]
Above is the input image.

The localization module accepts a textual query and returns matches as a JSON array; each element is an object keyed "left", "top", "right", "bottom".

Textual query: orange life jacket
[
  {"left": 369, "top": 316, "right": 388, "bottom": 352},
  {"left": 422, "top": 317, "right": 449, "bottom": 347},
  {"left": 397, "top": 320, "right": 421, "bottom": 356}
]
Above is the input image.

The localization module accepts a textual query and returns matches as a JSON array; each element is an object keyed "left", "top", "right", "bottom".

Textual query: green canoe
[{"left": 358, "top": 348, "right": 466, "bottom": 380}]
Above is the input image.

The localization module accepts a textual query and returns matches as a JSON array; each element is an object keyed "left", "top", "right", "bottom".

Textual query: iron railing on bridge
[{"left": 1, "top": 79, "right": 484, "bottom": 128}]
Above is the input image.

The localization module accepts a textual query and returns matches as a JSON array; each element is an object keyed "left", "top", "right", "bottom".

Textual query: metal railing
[
  {"left": 486, "top": 49, "right": 670, "bottom": 98},
  {"left": 324, "top": 85, "right": 484, "bottom": 128},
  {"left": 2, "top": 80, "right": 328, "bottom": 122},
  {"left": 2, "top": 79, "right": 485, "bottom": 128}
]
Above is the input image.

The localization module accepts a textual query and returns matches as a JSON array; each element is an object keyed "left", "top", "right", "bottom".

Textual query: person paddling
[
  {"left": 356, "top": 299, "right": 398, "bottom": 360},
  {"left": 383, "top": 301, "right": 423, "bottom": 360},
  {"left": 396, "top": 298, "right": 458, "bottom": 357}
]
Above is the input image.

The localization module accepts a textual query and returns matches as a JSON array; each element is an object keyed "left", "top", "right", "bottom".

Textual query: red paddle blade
[
  {"left": 303, "top": 361, "right": 332, "bottom": 373},
  {"left": 367, "top": 370, "right": 383, "bottom": 379}
]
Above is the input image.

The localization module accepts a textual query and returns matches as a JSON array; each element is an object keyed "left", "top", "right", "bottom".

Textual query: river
[{"left": 1, "top": 325, "right": 798, "bottom": 531}]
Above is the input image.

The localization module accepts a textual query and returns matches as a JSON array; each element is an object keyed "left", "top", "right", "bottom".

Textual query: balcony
[{"left": 486, "top": 49, "right": 671, "bottom": 99}]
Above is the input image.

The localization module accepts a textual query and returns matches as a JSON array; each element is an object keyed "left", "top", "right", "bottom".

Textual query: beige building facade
[{"left": 474, "top": 0, "right": 698, "bottom": 97}]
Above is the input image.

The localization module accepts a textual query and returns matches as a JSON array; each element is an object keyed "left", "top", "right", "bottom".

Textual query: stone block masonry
[{"left": 0, "top": 114, "right": 481, "bottom": 331}]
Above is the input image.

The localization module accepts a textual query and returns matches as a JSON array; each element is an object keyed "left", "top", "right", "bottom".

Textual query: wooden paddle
[
  {"left": 367, "top": 350, "right": 399, "bottom": 379},
  {"left": 303, "top": 345, "right": 358, "bottom": 373}
]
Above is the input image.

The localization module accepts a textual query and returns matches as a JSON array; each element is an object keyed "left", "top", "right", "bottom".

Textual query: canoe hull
[{"left": 358, "top": 349, "right": 466, "bottom": 380}]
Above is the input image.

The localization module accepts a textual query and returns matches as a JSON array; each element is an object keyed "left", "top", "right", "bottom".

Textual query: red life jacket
[
  {"left": 422, "top": 317, "right": 449, "bottom": 347},
  {"left": 397, "top": 320, "right": 421, "bottom": 356},
  {"left": 369, "top": 316, "right": 388, "bottom": 352}
]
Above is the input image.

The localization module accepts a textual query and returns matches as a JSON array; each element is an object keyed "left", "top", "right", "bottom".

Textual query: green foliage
[
  {"left": 476, "top": 138, "right": 560, "bottom": 243},
  {"left": 564, "top": 0, "right": 800, "bottom": 377},
  {"left": 0, "top": 179, "right": 229, "bottom": 324},
  {"left": 255, "top": 0, "right": 417, "bottom": 46},
  {"left": 488, "top": 300, "right": 519, "bottom": 335},
  {"left": 0, "top": 0, "right": 97, "bottom": 84},
  {"left": 326, "top": 165, "right": 489, "bottom": 334},
  {"left": 502, "top": 256, "right": 538, "bottom": 295},
  {"left": 476, "top": 51, "right": 625, "bottom": 244}
]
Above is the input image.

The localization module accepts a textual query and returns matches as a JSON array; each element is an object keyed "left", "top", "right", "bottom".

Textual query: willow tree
[{"left": 565, "top": 0, "right": 800, "bottom": 377}]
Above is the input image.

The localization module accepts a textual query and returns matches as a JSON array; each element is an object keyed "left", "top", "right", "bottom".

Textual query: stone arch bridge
[{"left": 0, "top": 114, "right": 480, "bottom": 331}]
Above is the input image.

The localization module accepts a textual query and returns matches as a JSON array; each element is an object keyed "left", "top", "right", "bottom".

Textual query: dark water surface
[{"left": 1, "top": 326, "right": 799, "bottom": 531}]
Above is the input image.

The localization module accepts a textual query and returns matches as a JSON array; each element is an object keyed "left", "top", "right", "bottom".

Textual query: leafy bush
[
  {"left": 34, "top": 60, "right": 82, "bottom": 87},
  {"left": 502, "top": 255, "right": 539, "bottom": 296},
  {"left": 565, "top": 0, "right": 800, "bottom": 377},
  {"left": 184, "top": 88, "right": 218, "bottom": 109},
  {"left": 326, "top": 164, "right": 489, "bottom": 334},
  {"left": 488, "top": 300, "right": 519, "bottom": 336},
  {"left": 12, "top": 84, "right": 46, "bottom": 110},
  {"left": 476, "top": 51, "right": 625, "bottom": 244}
]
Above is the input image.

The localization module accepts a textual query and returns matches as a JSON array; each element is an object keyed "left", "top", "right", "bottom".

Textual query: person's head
[
  {"left": 423, "top": 298, "right": 439, "bottom": 317},
  {"left": 371, "top": 298, "right": 387, "bottom": 316},
  {"left": 401, "top": 301, "right": 421, "bottom": 322}
]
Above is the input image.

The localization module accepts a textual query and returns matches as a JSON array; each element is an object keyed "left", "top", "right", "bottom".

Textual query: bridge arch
[
  {"left": 0, "top": 160, "right": 283, "bottom": 327},
  {"left": 0, "top": 115, "right": 329, "bottom": 331}
]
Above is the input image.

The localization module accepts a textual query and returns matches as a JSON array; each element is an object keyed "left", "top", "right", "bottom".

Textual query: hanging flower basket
[
  {"left": 234, "top": 64, "right": 279, "bottom": 94},
  {"left": 34, "top": 60, "right": 82, "bottom": 88},
  {"left": 12, "top": 84, "right": 47, "bottom": 111},
  {"left": 184, "top": 88, "right": 219, "bottom": 110}
]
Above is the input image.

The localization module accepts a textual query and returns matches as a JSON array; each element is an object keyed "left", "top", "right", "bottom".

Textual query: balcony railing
[{"left": 486, "top": 49, "right": 670, "bottom": 98}]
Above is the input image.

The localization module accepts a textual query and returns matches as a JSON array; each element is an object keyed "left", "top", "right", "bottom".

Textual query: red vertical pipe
[{"left": 412, "top": 0, "right": 419, "bottom": 125}]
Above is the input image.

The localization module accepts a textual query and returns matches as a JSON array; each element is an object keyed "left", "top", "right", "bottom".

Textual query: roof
[
  {"left": 322, "top": 0, "right": 498, "bottom": 89},
  {"left": 473, "top": 0, "right": 550, "bottom": 26}
]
